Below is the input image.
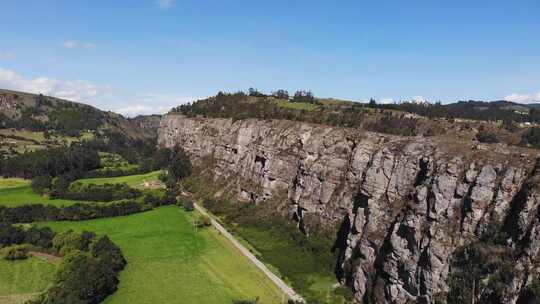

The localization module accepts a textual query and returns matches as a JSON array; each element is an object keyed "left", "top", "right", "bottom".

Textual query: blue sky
[{"left": 0, "top": 0, "right": 539, "bottom": 115}]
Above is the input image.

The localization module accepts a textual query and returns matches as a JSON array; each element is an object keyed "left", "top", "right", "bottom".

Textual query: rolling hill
[{"left": 0, "top": 89, "right": 159, "bottom": 141}]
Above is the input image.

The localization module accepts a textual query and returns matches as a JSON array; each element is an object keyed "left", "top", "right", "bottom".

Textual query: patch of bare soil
[
  {"left": 28, "top": 251, "right": 61, "bottom": 265},
  {"left": 0, "top": 292, "right": 41, "bottom": 304}
]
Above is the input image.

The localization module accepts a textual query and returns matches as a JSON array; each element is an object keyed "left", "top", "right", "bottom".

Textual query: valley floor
[{"left": 40, "top": 206, "right": 285, "bottom": 304}]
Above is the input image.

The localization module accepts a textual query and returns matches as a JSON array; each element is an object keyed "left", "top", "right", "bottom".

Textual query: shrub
[
  {"left": 52, "top": 230, "right": 96, "bottom": 256},
  {"left": 521, "top": 127, "right": 540, "bottom": 149},
  {"left": 367, "top": 113, "right": 418, "bottom": 136},
  {"left": 197, "top": 215, "right": 212, "bottom": 228},
  {"left": 447, "top": 220, "right": 516, "bottom": 303},
  {"left": 476, "top": 130, "right": 499, "bottom": 143},
  {"left": 183, "top": 200, "right": 195, "bottom": 212},
  {"left": 233, "top": 297, "right": 259, "bottom": 304},
  {"left": 31, "top": 175, "right": 52, "bottom": 195},
  {"left": 144, "top": 192, "right": 176, "bottom": 208},
  {"left": 24, "top": 226, "right": 55, "bottom": 248},
  {"left": 2, "top": 244, "right": 28, "bottom": 260},
  {"left": 61, "top": 182, "right": 142, "bottom": 202},
  {"left": 143, "top": 193, "right": 160, "bottom": 207}
]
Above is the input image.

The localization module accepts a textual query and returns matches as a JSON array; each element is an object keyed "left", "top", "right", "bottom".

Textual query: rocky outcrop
[{"left": 158, "top": 114, "right": 540, "bottom": 303}]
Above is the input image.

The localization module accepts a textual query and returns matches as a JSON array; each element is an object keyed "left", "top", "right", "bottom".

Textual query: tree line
[
  {"left": 246, "top": 88, "right": 317, "bottom": 103},
  {"left": 0, "top": 144, "right": 100, "bottom": 179},
  {"left": 1, "top": 223, "right": 126, "bottom": 304},
  {"left": 0, "top": 201, "right": 147, "bottom": 224},
  {"left": 172, "top": 92, "right": 419, "bottom": 136}
]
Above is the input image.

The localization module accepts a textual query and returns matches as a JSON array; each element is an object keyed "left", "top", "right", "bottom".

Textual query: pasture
[
  {"left": 276, "top": 100, "right": 319, "bottom": 111},
  {"left": 41, "top": 206, "right": 285, "bottom": 304},
  {"left": 0, "top": 257, "right": 56, "bottom": 304},
  {"left": 76, "top": 170, "right": 163, "bottom": 189},
  {"left": 0, "top": 178, "right": 80, "bottom": 207},
  {"left": 0, "top": 129, "right": 93, "bottom": 155}
]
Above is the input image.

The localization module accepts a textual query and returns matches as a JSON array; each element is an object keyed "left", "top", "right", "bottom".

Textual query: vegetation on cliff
[{"left": 170, "top": 90, "right": 540, "bottom": 145}]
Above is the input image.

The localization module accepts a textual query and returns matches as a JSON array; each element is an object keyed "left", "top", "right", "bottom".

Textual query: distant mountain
[
  {"left": 0, "top": 89, "right": 160, "bottom": 141},
  {"left": 525, "top": 103, "right": 540, "bottom": 109},
  {"left": 453, "top": 100, "right": 532, "bottom": 112}
]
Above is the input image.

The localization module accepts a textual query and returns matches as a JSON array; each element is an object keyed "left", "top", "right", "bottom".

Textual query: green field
[
  {"left": 97, "top": 152, "right": 138, "bottom": 171},
  {"left": 0, "top": 178, "right": 80, "bottom": 207},
  {"left": 276, "top": 100, "right": 318, "bottom": 111},
  {"left": 41, "top": 206, "right": 285, "bottom": 304},
  {"left": 0, "top": 257, "right": 56, "bottom": 304},
  {"left": 0, "top": 129, "right": 94, "bottom": 154},
  {"left": 77, "top": 170, "right": 163, "bottom": 189},
  {"left": 0, "top": 178, "right": 28, "bottom": 189}
]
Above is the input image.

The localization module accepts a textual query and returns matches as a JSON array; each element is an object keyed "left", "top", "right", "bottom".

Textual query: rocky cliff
[{"left": 158, "top": 114, "right": 540, "bottom": 303}]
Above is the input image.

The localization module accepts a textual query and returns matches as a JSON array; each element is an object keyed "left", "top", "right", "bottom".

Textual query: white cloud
[
  {"left": 115, "top": 93, "right": 197, "bottom": 117},
  {"left": 62, "top": 40, "right": 96, "bottom": 49},
  {"left": 114, "top": 105, "right": 171, "bottom": 116},
  {"left": 379, "top": 97, "right": 395, "bottom": 104},
  {"left": 411, "top": 96, "right": 427, "bottom": 103},
  {"left": 0, "top": 67, "right": 102, "bottom": 102},
  {"left": 0, "top": 67, "right": 195, "bottom": 117},
  {"left": 504, "top": 92, "right": 540, "bottom": 104},
  {"left": 157, "top": 0, "right": 174, "bottom": 9}
]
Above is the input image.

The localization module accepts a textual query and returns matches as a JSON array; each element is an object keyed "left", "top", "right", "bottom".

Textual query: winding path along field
[{"left": 194, "top": 203, "right": 305, "bottom": 303}]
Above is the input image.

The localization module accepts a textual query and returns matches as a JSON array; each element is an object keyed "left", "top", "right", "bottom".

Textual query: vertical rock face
[{"left": 158, "top": 114, "right": 540, "bottom": 303}]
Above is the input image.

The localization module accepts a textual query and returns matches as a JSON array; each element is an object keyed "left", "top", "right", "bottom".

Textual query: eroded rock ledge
[{"left": 158, "top": 114, "right": 540, "bottom": 303}]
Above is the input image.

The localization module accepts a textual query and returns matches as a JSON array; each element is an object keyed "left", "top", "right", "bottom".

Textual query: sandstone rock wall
[{"left": 158, "top": 114, "right": 540, "bottom": 303}]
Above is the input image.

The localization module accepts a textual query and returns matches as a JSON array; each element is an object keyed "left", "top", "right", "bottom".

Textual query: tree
[
  {"left": 168, "top": 146, "right": 192, "bottom": 182},
  {"left": 2, "top": 245, "right": 28, "bottom": 260},
  {"left": 31, "top": 175, "right": 52, "bottom": 195},
  {"left": 369, "top": 98, "right": 377, "bottom": 108},
  {"left": 292, "top": 90, "right": 315, "bottom": 103},
  {"left": 530, "top": 108, "right": 540, "bottom": 122},
  {"left": 90, "top": 235, "right": 126, "bottom": 271},
  {"left": 248, "top": 88, "right": 265, "bottom": 97},
  {"left": 272, "top": 89, "right": 289, "bottom": 100},
  {"left": 197, "top": 215, "right": 212, "bottom": 228},
  {"left": 183, "top": 200, "right": 195, "bottom": 211},
  {"left": 502, "top": 119, "right": 516, "bottom": 132},
  {"left": 521, "top": 127, "right": 540, "bottom": 149}
]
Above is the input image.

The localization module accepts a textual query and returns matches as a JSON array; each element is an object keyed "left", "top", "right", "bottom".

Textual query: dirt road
[{"left": 194, "top": 203, "right": 305, "bottom": 303}]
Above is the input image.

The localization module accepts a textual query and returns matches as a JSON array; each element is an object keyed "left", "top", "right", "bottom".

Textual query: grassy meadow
[
  {"left": 76, "top": 170, "right": 163, "bottom": 189},
  {"left": 0, "top": 178, "right": 80, "bottom": 207},
  {"left": 276, "top": 100, "right": 319, "bottom": 111},
  {"left": 233, "top": 225, "right": 352, "bottom": 303},
  {"left": 41, "top": 206, "right": 285, "bottom": 304},
  {"left": 0, "top": 129, "right": 94, "bottom": 154},
  {"left": 97, "top": 152, "right": 138, "bottom": 171},
  {"left": 0, "top": 257, "right": 57, "bottom": 304}
]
